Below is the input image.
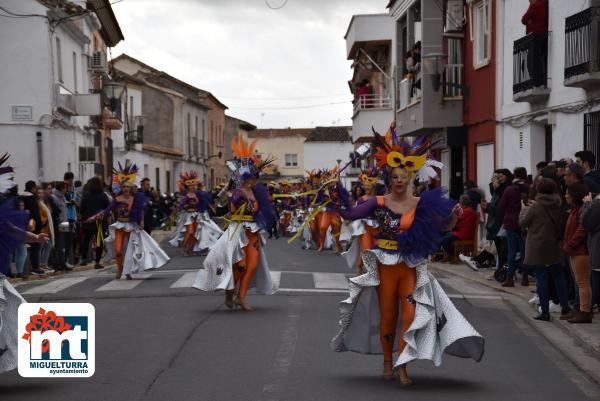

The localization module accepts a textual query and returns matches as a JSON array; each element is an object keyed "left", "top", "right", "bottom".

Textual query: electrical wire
[
  {"left": 220, "top": 93, "right": 351, "bottom": 100},
  {"left": 264, "top": 0, "right": 289, "bottom": 10},
  {"left": 229, "top": 100, "right": 351, "bottom": 110}
]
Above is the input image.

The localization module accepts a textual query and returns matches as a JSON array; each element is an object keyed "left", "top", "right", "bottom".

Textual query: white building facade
[
  {"left": 0, "top": 0, "right": 122, "bottom": 186},
  {"left": 498, "top": 0, "right": 600, "bottom": 171},
  {"left": 303, "top": 126, "right": 357, "bottom": 188}
]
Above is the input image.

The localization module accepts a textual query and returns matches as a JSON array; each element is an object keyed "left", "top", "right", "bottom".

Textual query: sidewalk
[
  {"left": 8, "top": 228, "right": 175, "bottom": 285},
  {"left": 430, "top": 260, "right": 600, "bottom": 385}
]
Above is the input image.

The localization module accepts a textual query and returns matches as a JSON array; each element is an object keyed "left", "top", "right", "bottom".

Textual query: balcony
[
  {"left": 398, "top": 76, "right": 421, "bottom": 111},
  {"left": 351, "top": 93, "right": 393, "bottom": 142},
  {"left": 564, "top": 7, "right": 600, "bottom": 89},
  {"left": 513, "top": 32, "right": 550, "bottom": 102},
  {"left": 395, "top": 65, "right": 462, "bottom": 137},
  {"left": 345, "top": 14, "right": 394, "bottom": 59}
]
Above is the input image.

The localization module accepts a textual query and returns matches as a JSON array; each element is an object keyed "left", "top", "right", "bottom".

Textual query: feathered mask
[
  {"left": 372, "top": 123, "right": 443, "bottom": 183},
  {"left": 229, "top": 133, "right": 274, "bottom": 184},
  {"left": 359, "top": 167, "right": 380, "bottom": 186},
  {"left": 112, "top": 161, "right": 140, "bottom": 193},
  {"left": 0, "top": 153, "right": 16, "bottom": 194},
  {"left": 178, "top": 171, "right": 200, "bottom": 192}
]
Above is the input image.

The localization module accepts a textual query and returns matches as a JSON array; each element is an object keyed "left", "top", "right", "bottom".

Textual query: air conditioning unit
[
  {"left": 89, "top": 52, "right": 108, "bottom": 71},
  {"left": 445, "top": 0, "right": 464, "bottom": 32},
  {"left": 79, "top": 146, "right": 100, "bottom": 163},
  {"left": 57, "top": 93, "right": 77, "bottom": 116}
]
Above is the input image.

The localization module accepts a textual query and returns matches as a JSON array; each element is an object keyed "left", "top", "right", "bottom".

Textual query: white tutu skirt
[
  {"left": 193, "top": 222, "right": 277, "bottom": 295},
  {"left": 340, "top": 219, "right": 378, "bottom": 270},
  {"left": 331, "top": 249, "right": 484, "bottom": 369},
  {"left": 104, "top": 221, "right": 170, "bottom": 275},
  {"left": 168, "top": 211, "right": 223, "bottom": 251},
  {"left": 0, "top": 275, "right": 25, "bottom": 374}
]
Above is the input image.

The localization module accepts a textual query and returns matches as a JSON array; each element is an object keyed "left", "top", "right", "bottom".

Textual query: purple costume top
[
  {"left": 103, "top": 192, "right": 148, "bottom": 225},
  {"left": 0, "top": 198, "right": 28, "bottom": 273},
  {"left": 178, "top": 190, "right": 212, "bottom": 213},
  {"left": 231, "top": 184, "right": 276, "bottom": 231},
  {"left": 338, "top": 188, "right": 455, "bottom": 260}
]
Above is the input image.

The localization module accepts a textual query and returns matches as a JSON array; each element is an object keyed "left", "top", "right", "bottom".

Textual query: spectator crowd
[{"left": 454, "top": 150, "right": 600, "bottom": 324}]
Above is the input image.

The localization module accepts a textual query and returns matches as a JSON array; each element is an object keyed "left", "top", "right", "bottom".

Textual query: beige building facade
[{"left": 249, "top": 128, "right": 313, "bottom": 180}]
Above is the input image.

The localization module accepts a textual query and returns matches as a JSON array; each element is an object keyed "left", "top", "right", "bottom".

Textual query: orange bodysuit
[{"left": 231, "top": 194, "right": 261, "bottom": 299}]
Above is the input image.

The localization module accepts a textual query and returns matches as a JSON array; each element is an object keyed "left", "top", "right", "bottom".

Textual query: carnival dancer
[
  {"left": 0, "top": 154, "right": 49, "bottom": 374},
  {"left": 331, "top": 131, "right": 484, "bottom": 386},
  {"left": 193, "top": 133, "right": 277, "bottom": 311},
  {"left": 340, "top": 169, "right": 381, "bottom": 274},
  {"left": 316, "top": 167, "right": 343, "bottom": 252},
  {"left": 169, "top": 171, "right": 222, "bottom": 255},
  {"left": 94, "top": 162, "right": 169, "bottom": 280}
]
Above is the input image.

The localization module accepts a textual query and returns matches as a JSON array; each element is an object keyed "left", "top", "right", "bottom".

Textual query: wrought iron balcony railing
[
  {"left": 513, "top": 32, "right": 549, "bottom": 94},
  {"left": 565, "top": 7, "right": 600, "bottom": 80}
]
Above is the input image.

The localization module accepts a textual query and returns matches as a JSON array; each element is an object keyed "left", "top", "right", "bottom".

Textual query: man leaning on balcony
[{"left": 522, "top": 0, "right": 549, "bottom": 88}]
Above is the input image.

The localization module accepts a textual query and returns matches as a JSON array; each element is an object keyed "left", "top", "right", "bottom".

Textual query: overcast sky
[{"left": 111, "top": 0, "right": 388, "bottom": 129}]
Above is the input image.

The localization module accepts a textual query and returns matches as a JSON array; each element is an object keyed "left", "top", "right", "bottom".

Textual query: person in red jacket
[
  {"left": 563, "top": 182, "right": 593, "bottom": 324},
  {"left": 522, "top": 0, "right": 548, "bottom": 34},
  {"left": 522, "top": 0, "right": 549, "bottom": 88},
  {"left": 440, "top": 195, "right": 477, "bottom": 257}
]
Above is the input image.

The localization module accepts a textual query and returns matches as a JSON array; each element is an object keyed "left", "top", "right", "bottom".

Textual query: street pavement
[{"left": 1, "top": 236, "right": 600, "bottom": 401}]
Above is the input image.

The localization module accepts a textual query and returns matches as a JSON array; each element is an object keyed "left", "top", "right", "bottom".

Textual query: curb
[
  {"left": 8, "top": 229, "right": 174, "bottom": 285},
  {"left": 429, "top": 262, "right": 600, "bottom": 386},
  {"left": 429, "top": 262, "right": 600, "bottom": 355}
]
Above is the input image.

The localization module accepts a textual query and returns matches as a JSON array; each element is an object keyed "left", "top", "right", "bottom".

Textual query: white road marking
[
  {"left": 22, "top": 277, "right": 89, "bottom": 294},
  {"left": 95, "top": 273, "right": 153, "bottom": 291},
  {"left": 270, "top": 271, "right": 282, "bottom": 289},
  {"left": 277, "top": 288, "right": 347, "bottom": 294},
  {"left": 312, "top": 272, "right": 348, "bottom": 289},
  {"left": 169, "top": 272, "right": 198, "bottom": 288}
]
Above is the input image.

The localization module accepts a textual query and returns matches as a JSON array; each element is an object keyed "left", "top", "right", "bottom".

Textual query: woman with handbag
[
  {"left": 563, "top": 182, "right": 593, "bottom": 323},
  {"left": 518, "top": 178, "right": 571, "bottom": 321}
]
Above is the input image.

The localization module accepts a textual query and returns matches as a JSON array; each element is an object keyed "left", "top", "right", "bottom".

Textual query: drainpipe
[{"left": 37, "top": 131, "right": 43, "bottom": 181}]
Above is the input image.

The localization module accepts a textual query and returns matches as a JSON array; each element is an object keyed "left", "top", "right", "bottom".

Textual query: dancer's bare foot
[
  {"left": 397, "top": 364, "right": 414, "bottom": 387},
  {"left": 115, "top": 267, "right": 123, "bottom": 280},
  {"left": 234, "top": 297, "right": 253, "bottom": 311},
  {"left": 382, "top": 360, "right": 393, "bottom": 381},
  {"left": 225, "top": 290, "right": 234, "bottom": 309}
]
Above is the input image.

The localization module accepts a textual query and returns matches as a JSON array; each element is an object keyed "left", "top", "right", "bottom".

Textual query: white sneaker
[
  {"left": 459, "top": 254, "right": 479, "bottom": 271},
  {"left": 528, "top": 295, "right": 539, "bottom": 305},
  {"left": 549, "top": 302, "right": 562, "bottom": 313}
]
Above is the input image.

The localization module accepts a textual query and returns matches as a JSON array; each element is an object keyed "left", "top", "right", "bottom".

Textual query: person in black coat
[
  {"left": 22, "top": 180, "right": 42, "bottom": 271},
  {"left": 80, "top": 177, "right": 109, "bottom": 268},
  {"left": 140, "top": 178, "right": 155, "bottom": 235}
]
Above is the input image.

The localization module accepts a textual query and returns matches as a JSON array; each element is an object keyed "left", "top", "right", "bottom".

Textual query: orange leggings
[
  {"left": 233, "top": 230, "right": 261, "bottom": 299},
  {"left": 184, "top": 221, "right": 198, "bottom": 251},
  {"left": 377, "top": 262, "right": 417, "bottom": 362},
  {"left": 310, "top": 214, "right": 319, "bottom": 243},
  {"left": 318, "top": 211, "right": 342, "bottom": 249},
  {"left": 357, "top": 225, "right": 377, "bottom": 274},
  {"left": 114, "top": 229, "right": 131, "bottom": 268}
]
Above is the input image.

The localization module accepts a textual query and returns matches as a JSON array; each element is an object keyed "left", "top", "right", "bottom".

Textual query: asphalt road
[{"left": 1, "top": 236, "right": 599, "bottom": 401}]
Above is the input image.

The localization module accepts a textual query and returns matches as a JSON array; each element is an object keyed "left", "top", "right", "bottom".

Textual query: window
[
  {"left": 471, "top": 0, "right": 490, "bottom": 68},
  {"left": 284, "top": 154, "right": 298, "bottom": 167},
  {"left": 584, "top": 111, "right": 600, "bottom": 163},
  {"left": 72, "top": 52, "right": 78, "bottom": 92},
  {"left": 187, "top": 113, "right": 191, "bottom": 157},
  {"left": 155, "top": 167, "right": 160, "bottom": 192},
  {"left": 166, "top": 171, "right": 171, "bottom": 193},
  {"left": 445, "top": 38, "right": 463, "bottom": 97},
  {"left": 195, "top": 116, "right": 199, "bottom": 156},
  {"left": 129, "top": 96, "right": 134, "bottom": 129},
  {"left": 350, "top": 152, "right": 360, "bottom": 168},
  {"left": 56, "top": 37, "right": 63, "bottom": 83}
]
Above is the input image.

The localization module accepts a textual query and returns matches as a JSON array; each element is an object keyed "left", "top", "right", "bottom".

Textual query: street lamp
[
  {"left": 102, "top": 80, "right": 125, "bottom": 114},
  {"left": 421, "top": 53, "right": 446, "bottom": 92}
]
